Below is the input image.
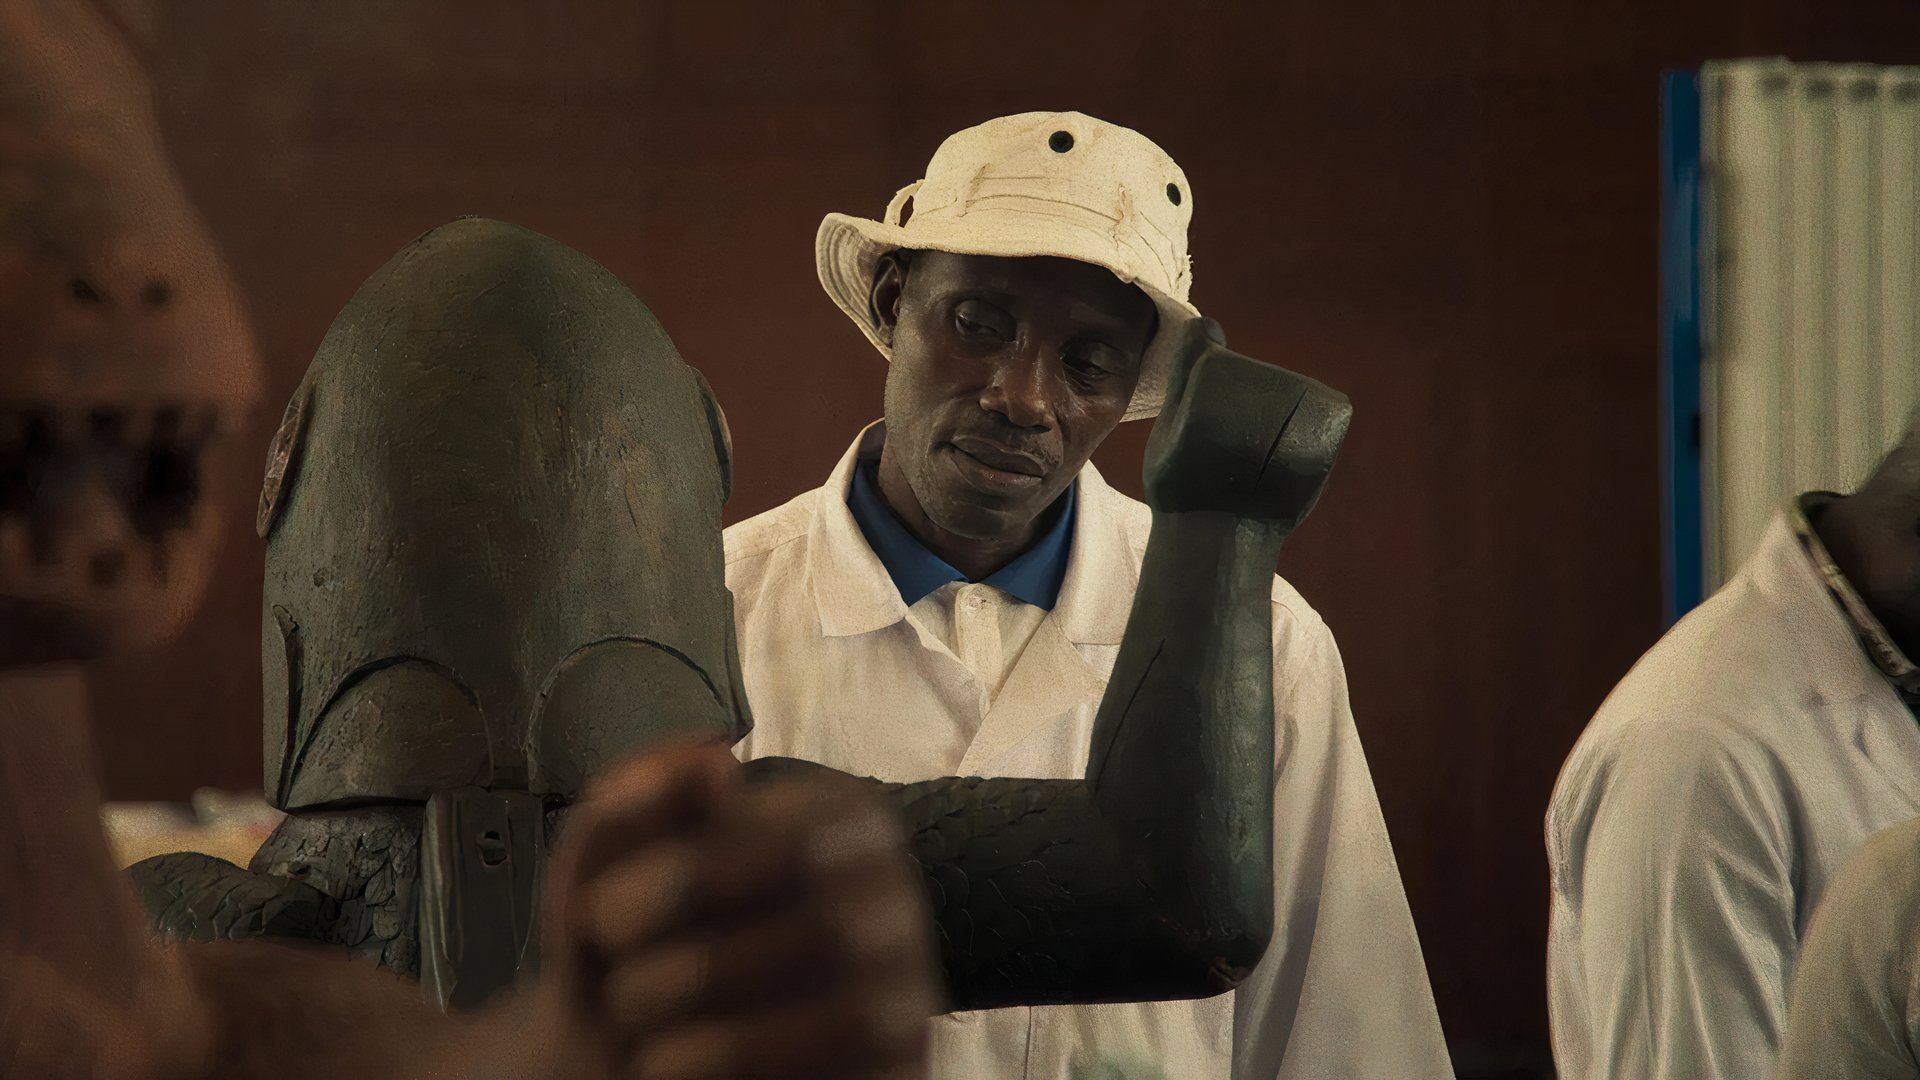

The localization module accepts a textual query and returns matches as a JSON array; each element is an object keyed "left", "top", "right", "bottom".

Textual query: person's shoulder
[
  {"left": 1561, "top": 700, "right": 1781, "bottom": 796},
  {"left": 1545, "top": 556, "right": 1829, "bottom": 861},
  {"left": 1091, "top": 472, "right": 1155, "bottom": 558},
  {"left": 1546, "top": 680, "right": 1792, "bottom": 886},
  {"left": 1574, "top": 569, "right": 1832, "bottom": 755},
  {"left": 723, "top": 488, "right": 819, "bottom": 578},
  {"left": 1558, "top": 581, "right": 1803, "bottom": 797}
]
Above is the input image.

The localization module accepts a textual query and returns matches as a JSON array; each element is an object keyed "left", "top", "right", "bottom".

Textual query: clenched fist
[
  {"left": 538, "top": 742, "right": 939, "bottom": 1080},
  {"left": 3, "top": 686, "right": 937, "bottom": 1079}
]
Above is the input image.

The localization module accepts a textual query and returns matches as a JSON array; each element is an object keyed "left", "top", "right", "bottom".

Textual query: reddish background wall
[{"left": 86, "top": 1, "right": 1920, "bottom": 1071}]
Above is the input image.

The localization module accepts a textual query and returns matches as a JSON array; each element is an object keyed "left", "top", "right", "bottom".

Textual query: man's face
[{"left": 872, "top": 251, "right": 1156, "bottom": 542}]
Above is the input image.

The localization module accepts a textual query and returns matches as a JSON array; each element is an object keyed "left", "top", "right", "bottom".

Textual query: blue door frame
[{"left": 1660, "top": 69, "right": 1705, "bottom": 625}]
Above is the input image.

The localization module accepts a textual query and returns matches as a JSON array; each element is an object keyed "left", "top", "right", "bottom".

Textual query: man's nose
[{"left": 978, "top": 352, "right": 1052, "bottom": 431}]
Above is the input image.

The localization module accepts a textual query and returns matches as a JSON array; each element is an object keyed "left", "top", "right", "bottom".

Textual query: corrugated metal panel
[{"left": 1698, "top": 59, "right": 1920, "bottom": 591}]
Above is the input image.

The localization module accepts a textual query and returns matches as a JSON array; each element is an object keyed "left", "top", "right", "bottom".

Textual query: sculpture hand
[{"left": 1142, "top": 315, "right": 1350, "bottom": 528}]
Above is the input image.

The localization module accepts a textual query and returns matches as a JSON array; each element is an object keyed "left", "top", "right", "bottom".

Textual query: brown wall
[{"left": 86, "top": 0, "right": 1920, "bottom": 1068}]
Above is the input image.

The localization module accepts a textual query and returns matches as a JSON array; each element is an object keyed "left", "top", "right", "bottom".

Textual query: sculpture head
[
  {"left": 259, "top": 217, "right": 749, "bottom": 812},
  {"left": 0, "top": 0, "right": 262, "bottom": 665}
]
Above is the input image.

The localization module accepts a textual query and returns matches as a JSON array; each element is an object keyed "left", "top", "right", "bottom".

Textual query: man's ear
[{"left": 867, "top": 251, "right": 910, "bottom": 347}]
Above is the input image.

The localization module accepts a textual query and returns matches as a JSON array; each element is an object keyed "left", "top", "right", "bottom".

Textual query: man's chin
[
  {"left": 922, "top": 494, "right": 1038, "bottom": 546},
  {"left": 919, "top": 452, "right": 1054, "bottom": 541}
]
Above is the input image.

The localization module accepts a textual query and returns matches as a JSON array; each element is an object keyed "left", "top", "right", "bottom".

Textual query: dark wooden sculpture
[
  {"left": 136, "top": 216, "right": 750, "bottom": 1008},
  {"left": 131, "top": 217, "right": 1350, "bottom": 1016}
]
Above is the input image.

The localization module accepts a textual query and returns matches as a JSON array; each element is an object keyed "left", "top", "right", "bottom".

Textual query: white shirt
[
  {"left": 1774, "top": 816, "right": 1920, "bottom": 1080},
  {"left": 913, "top": 581, "right": 1050, "bottom": 706},
  {"left": 726, "top": 424, "right": 1451, "bottom": 1080},
  {"left": 1546, "top": 510, "right": 1920, "bottom": 1080}
]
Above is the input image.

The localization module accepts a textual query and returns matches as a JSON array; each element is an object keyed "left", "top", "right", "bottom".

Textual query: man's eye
[
  {"left": 953, "top": 301, "right": 1011, "bottom": 340},
  {"left": 1067, "top": 346, "right": 1122, "bottom": 382}
]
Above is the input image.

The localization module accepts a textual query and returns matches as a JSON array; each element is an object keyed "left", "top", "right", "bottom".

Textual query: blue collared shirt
[{"left": 846, "top": 457, "right": 1076, "bottom": 610}]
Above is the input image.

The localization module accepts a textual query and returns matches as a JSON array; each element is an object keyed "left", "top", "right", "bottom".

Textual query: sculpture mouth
[{"left": 0, "top": 402, "right": 226, "bottom": 585}]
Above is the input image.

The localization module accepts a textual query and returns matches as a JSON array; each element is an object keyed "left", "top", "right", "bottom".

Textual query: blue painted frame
[{"left": 1660, "top": 69, "right": 1705, "bottom": 625}]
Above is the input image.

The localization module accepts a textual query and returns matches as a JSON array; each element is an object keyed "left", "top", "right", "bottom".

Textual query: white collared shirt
[
  {"left": 725, "top": 424, "right": 1452, "bottom": 1080},
  {"left": 1546, "top": 510, "right": 1920, "bottom": 1080},
  {"left": 913, "top": 581, "right": 1050, "bottom": 707}
]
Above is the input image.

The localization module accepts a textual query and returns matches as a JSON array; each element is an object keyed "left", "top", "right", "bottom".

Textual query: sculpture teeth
[
  {"left": 87, "top": 408, "right": 127, "bottom": 444},
  {"left": 27, "top": 509, "right": 57, "bottom": 566},
  {"left": 182, "top": 403, "right": 221, "bottom": 447},
  {"left": 147, "top": 532, "right": 171, "bottom": 582},
  {"left": 151, "top": 404, "right": 183, "bottom": 444},
  {"left": 0, "top": 403, "right": 223, "bottom": 538},
  {"left": 0, "top": 519, "right": 28, "bottom": 572},
  {"left": 0, "top": 412, "right": 20, "bottom": 467}
]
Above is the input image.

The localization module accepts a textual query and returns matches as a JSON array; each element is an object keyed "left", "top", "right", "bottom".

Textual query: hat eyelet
[
  {"left": 1048, "top": 130, "right": 1074, "bottom": 153},
  {"left": 1166, "top": 183, "right": 1182, "bottom": 206}
]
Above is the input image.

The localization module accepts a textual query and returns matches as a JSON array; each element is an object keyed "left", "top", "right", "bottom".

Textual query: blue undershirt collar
[{"left": 846, "top": 457, "right": 1075, "bottom": 610}]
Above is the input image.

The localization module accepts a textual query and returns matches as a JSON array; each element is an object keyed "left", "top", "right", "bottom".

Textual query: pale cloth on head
[{"left": 815, "top": 111, "right": 1200, "bottom": 421}]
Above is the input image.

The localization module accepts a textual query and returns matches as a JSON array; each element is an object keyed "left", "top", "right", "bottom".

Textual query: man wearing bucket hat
[{"left": 726, "top": 112, "right": 1451, "bottom": 1078}]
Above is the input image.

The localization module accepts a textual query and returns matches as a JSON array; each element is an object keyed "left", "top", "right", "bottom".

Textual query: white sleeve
[
  {"left": 1232, "top": 608, "right": 1454, "bottom": 1080},
  {"left": 1775, "top": 819, "right": 1920, "bottom": 1080},
  {"left": 1546, "top": 716, "right": 1797, "bottom": 1080}
]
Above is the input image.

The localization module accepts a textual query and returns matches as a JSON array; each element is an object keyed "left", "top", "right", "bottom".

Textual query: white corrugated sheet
[{"left": 1700, "top": 59, "right": 1920, "bottom": 588}]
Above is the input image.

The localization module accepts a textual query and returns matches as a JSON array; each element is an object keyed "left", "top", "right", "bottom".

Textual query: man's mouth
[{"left": 948, "top": 436, "right": 1048, "bottom": 479}]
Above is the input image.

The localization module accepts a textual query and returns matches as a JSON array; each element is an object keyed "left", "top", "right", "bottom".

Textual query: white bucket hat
[{"left": 816, "top": 110, "right": 1200, "bottom": 421}]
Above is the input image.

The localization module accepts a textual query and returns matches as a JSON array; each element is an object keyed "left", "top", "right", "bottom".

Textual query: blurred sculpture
[
  {"left": 0, "top": 7, "right": 936, "bottom": 1076},
  {"left": 133, "top": 217, "right": 1350, "bottom": 1016},
  {"left": 0, "top": 0, "right": 261, "bottom": 663},
  {"left": 0, "top": 0, "right": 262, "bottom": 1071}
]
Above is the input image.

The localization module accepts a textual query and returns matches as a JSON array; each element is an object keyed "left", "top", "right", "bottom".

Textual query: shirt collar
[
  {"left": 1792, "top": 492, "right": 1920, "bottom": 706},
  {"left": 806, "top": 422, "right": 1138, "bottom": 642},
  {"left": 845, "top": 453, "right": 1076, "bottom": 610}
]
